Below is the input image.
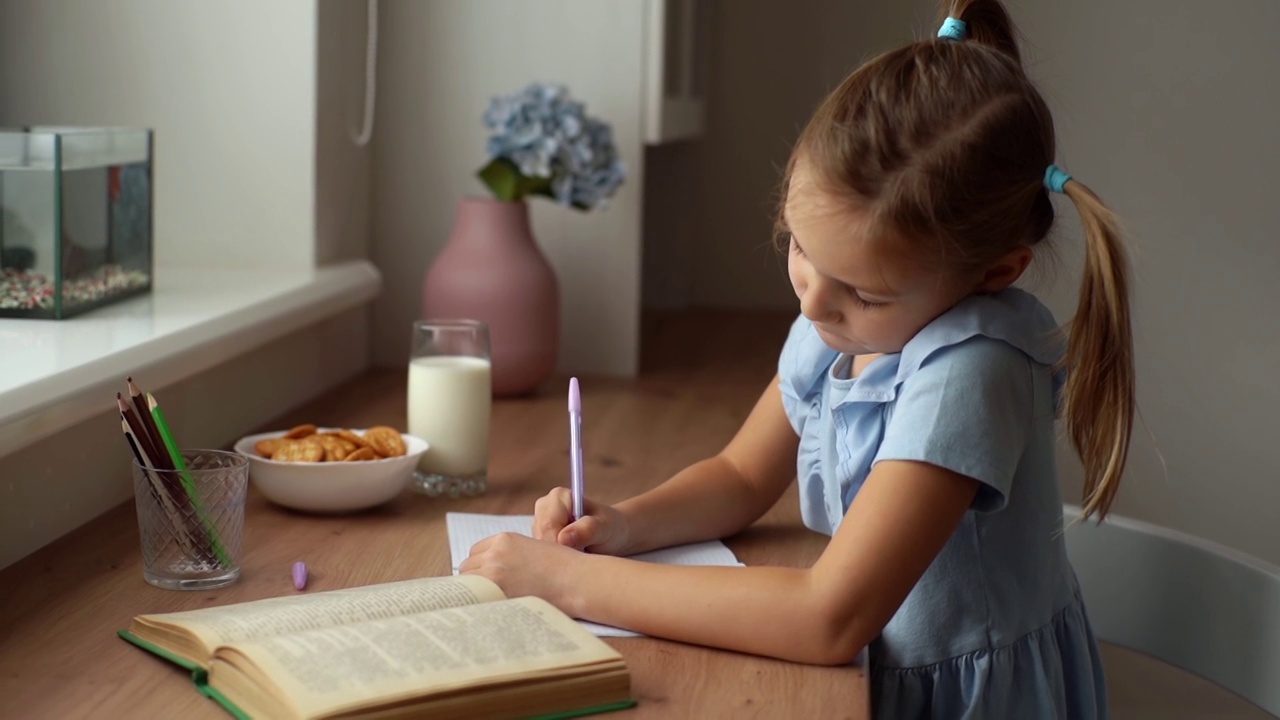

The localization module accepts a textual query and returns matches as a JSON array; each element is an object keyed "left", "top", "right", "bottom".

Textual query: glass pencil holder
[{"left": 132, "top": 449, "right": 247, "bottom": 591}]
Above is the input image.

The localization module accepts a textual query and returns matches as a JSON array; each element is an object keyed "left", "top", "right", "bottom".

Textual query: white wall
[
  {"left": 1008, "top": 0, "right": 1280, "bottom": 565},
  {"left": 371, "top": 0, "right": 645, "bottom": 377},
  {"left": 0, "top": 0, "right": 318, "bottom": 269}
]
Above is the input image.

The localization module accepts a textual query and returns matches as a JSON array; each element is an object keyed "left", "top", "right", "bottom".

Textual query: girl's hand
[
  {"left": 459, "top": 532, "right": 584, "bottom": 613},
  {"left": 532, "top": 487, "right": 632, "bottom": 555}
]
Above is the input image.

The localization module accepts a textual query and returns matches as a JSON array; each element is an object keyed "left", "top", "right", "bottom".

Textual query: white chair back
[{"left": 1063, "top": 506, "right": 1280, "bottom": 716}]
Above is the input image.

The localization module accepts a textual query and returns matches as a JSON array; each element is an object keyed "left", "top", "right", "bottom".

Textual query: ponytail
[
  {"left": 938, "top": 0, "right": 1134, "bottom": 520},
  {"left": 1060, "top": 180, "right": 1135, "bottom": 521},
  {"left": 944, "top": 0, "right": 1023, "bottom": 67}
]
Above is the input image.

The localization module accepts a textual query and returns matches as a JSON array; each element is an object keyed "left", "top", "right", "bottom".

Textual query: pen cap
[{"left": 568, "top": 377, "right": 581, "bottom": 414}]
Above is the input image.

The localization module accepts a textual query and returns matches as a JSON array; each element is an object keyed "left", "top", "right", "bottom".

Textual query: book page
[
  {"left": 447, "top": 513, "right": 745, "bottom": 638},
  {"left": 211, "top": 596, "right": 622, "bottom": 719},
  {"left": 138, "top": 574, "right": 505, "bottom": 650}
]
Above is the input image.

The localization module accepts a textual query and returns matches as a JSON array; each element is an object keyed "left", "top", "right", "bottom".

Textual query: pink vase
[{"left": 422, "top": 198, "right": 559, "bottom": 397}]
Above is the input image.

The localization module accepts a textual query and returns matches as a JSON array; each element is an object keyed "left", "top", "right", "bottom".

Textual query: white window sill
[{"left": 0, "top": 260, "right": 382, "bottom": 458}]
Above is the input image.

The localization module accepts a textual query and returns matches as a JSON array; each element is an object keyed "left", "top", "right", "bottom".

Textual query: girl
[{"left": 461, "top": 1, "right": 1132, "bottom": 716}]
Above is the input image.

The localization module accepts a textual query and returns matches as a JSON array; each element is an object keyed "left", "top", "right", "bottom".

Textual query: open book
[
  {"left": 446, "top": 513, "right": 745, "bottom": 638},
  {"left": 118, "top": 574, "right": 633, "bottom": 720}
]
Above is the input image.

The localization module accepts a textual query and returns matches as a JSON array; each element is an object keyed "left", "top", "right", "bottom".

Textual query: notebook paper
[{"left": 446, "top": 512, "right": 744, "bottom": 638}]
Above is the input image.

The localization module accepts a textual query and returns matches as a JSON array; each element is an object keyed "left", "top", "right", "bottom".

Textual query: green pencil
[{"left": 147, "top": 393, "right": 233, "bottom": 567}]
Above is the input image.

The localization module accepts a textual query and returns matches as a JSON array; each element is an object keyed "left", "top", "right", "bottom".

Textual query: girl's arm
[
  {"left": 586, "top": 375, "right": 802, "bottom": 555},
  {"left": 564, "top": 459, "right": 979, "bottom": 665}
]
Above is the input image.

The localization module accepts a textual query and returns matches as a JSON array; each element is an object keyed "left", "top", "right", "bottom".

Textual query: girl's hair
[{"left": 777, "top": 0, "right": 1133, "bottom": 520}]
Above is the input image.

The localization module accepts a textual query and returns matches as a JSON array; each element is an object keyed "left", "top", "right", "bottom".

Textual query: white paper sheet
[{"left": 446, "top": 512, "right": 745, "bottom": 638}]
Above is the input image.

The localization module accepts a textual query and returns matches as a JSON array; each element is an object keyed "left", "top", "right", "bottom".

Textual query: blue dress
[{"left": 777, "top": 289, "right": 1109, "bottom": 719}]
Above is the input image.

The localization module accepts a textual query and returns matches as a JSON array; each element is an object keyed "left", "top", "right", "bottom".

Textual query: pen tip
[{"left": 568, "top": 377, "right": 581, "bottom": 413}]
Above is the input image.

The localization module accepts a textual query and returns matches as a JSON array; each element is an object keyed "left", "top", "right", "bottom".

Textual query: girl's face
[{"left": 784, "top": 172, "right": 976, "bottom": 357}]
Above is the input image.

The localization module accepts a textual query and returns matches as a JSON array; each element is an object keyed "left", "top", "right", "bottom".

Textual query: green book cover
[
  {"left": 527, "top": 700, "right": 638, "bottom": 720},
  {"left": 119, "top": 630, "right": 252, "bottom": 719},
  {"left": 118, "top": 629, "right": 635, "bottom": 720}
]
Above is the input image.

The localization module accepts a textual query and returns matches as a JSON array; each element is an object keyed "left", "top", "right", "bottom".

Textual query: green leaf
[
  {"left": 477, "top": 157, "right": 519, "bottom": 201},
  {"left": 524, "top": 179, "right": 591, "bottom": 211},
  {"left": 477, "top": 157, "right": 553, "bottom": 203}
]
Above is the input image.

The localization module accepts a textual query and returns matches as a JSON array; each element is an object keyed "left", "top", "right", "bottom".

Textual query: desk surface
[{"left": 0, "top": 311, "right": 868, "bottom": 719}]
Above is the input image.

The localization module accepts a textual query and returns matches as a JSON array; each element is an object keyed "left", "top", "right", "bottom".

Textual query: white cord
[{"left": 350, "top": 0, "right": 378, "bottom": 146}]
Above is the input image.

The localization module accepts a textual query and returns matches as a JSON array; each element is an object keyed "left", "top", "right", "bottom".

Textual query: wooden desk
[{"left": 0, "top": 312, "right": 868, "bottom": 719}]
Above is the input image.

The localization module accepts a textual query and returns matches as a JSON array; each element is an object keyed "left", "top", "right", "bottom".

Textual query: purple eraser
[
  {"left": 568, "top": 377, "right": 581, "bottom": 414},
  {"left": 292, "top": 561, "right": 307, "bottom": 590}
]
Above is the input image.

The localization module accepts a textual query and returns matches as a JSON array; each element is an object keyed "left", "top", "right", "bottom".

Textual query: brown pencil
[
  {"left": 118, "top": 393, "right": 164, "bottom": 470},
  {"left": 118, "top": 393, "right": 213, "bottom": 562},
  {"left": 127, "top": 377, "right": 170, "bottom": 468},
  {"left": 121, "top": 418, "right": 199, "bottom": 559}
]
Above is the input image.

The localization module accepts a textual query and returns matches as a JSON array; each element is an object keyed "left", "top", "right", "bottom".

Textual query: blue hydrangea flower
[{"left": 481, "top": 83, "right": 626, "bottom": 211}]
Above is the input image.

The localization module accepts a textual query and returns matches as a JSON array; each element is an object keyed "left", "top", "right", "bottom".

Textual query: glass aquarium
[{"left": 0, "top": 127, "right": 153, "bottom": 319}]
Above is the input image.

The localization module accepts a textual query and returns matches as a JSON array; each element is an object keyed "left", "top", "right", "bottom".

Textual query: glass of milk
[{"left": 407, "top": 320, "right": 492, "bottom": 498}]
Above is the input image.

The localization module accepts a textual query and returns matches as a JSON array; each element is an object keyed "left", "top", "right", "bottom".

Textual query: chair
[{"left": 1063, "top": 505, "right": 1280, "bottom": 716}]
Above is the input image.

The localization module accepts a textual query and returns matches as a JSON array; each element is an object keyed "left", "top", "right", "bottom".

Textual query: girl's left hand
[{"left": 459, "top": 532, "right": 584, "bottom": 614}]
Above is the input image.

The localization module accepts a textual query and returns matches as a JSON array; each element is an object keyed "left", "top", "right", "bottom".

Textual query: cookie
[
  {"left": 273, "top": 439, "right": 325, "bottom": 463},
  {"left": 363, "top": 426, "right": 407, "bottom": 457},
  {"left": 345, "top": 447, "right": 378, "bottom": 462},
  {"left": 254, "top": 438, "right": 287, "bottom": 458},
  {"left": 258, "top": 422, "right": 407, "bottom": 462},
  {"left": 335, "top": 429, "right": 370, "bottom": 450},
  {"left": 317, "top": 435, "right": 350, "bottom": 462},
  {"left": 283, "top": 424, "right": 318, "bottom": 440}
]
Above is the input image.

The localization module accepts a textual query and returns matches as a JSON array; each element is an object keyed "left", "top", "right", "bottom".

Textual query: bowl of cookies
[{"left": 233, "top": 424, "right": 428, "bottom": 513}]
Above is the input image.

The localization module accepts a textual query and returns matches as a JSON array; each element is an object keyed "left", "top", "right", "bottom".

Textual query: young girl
[{"left": 461, "top": 1, "right": 1132, "bottom": 716}]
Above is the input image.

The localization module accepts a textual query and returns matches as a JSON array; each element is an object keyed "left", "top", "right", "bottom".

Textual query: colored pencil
[
  {"left": 147, "top": 392, "right": 231, "bottom": 566},
  {"left": 118, "top": 391, "right": 216, "bottom": 564},
  {"left": 121, "top": 417, "right": 200, "bottom": 559},
  {"left": 128, "top": 377, "right": 169, "bottom": 467},
  {"left": 118, "top": 393, "right": 168, "bottom": 472}
]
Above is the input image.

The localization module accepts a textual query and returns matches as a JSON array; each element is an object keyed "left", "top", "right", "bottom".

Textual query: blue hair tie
[
  {"left": 1044, "top": 164, "right": 1072, "bottom": 193},
  {"left": 938, "top": 17, "right": 967, "bottom": 41}
]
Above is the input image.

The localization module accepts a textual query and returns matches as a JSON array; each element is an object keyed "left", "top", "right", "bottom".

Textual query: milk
[{"left": 407, "top": 356, "right": 492, "bottom": 477}]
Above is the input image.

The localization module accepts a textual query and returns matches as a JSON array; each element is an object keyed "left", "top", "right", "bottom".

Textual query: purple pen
[
  {"left": 292, "top": 561, "right": 308, "bottom": 590},
  {"left": 568, "top": 377, "right": 585, "bottom": 521}
]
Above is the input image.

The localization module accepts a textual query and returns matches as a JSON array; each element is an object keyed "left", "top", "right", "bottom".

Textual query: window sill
[{"left": 0, "top": 260, "right": 382, "bottom": 458}]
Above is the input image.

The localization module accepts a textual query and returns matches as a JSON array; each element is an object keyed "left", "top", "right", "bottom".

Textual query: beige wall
[
  {"left": 643, "top": 0, "right": 933, "bottom": 310},
  {"left": 1009, "top": 0, "right": 1280, "bottom": 565},
  {"left": 0, "top": 0, "right": 319, "bottom": 269},
  {"left": 316, "top": 0, "right": 375, "bottom": 265},
  {"left": 370, "top": 0, "right": 646, "bottom": 377}
]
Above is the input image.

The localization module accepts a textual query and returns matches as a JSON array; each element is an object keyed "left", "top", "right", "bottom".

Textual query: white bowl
[{"left": 233, "top": 428, "right": 428, "bottom": 513}]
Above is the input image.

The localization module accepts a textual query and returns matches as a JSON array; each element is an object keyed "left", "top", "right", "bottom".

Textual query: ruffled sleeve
[{"left": 872, "top": 335, "right": 1035, "bottom": 512}]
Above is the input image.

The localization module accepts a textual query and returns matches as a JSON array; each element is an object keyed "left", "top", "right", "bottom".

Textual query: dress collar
[{"left": 787, "top": 289, "right": 1064, "bottom": 408}]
